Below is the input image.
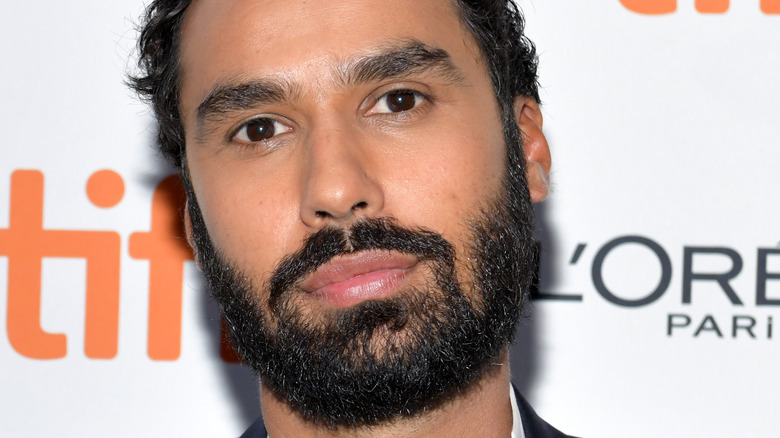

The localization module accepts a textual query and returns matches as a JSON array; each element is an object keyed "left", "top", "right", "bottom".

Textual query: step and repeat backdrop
[{"left": 1, "top": 1, "right": 778, "bottom": 437}]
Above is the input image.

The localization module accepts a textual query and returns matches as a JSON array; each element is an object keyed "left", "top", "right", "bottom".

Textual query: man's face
[
  {"left": 177, "top": 0, "right": 536, "bottom": 428},
  {"left": 179, "top": 0, "right": 508, "bottom": 288}
]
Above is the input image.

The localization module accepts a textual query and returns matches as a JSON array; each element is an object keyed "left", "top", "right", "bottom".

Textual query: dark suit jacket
[{"left": 240, "top": 386, "right": 576, "bottom": 437}]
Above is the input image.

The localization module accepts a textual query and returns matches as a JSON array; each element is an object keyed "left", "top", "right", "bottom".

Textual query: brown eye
[
  {"left": 245, "top": 119, "right": 275, "bottom": 141},
  {"left": 375, "top": 90, "right": 424, "bottom": 113},
  {"left": 233, "top": 118, "right": 291, "bottom": 143},
  {"left": 386, "top": 90, "right": 418, "bottom": 112}
]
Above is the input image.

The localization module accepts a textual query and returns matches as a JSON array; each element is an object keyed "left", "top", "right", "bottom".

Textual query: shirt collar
[{"left": 510, "top": 383, "right": 526, "bottom": 438}]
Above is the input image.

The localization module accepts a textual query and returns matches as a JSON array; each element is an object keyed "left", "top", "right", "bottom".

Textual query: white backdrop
[{"left": 1, "top": 1, "right": 778, "bottom": 437}]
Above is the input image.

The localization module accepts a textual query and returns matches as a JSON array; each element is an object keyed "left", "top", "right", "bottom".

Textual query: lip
[{"left": 299, "top": 250, "right": 419, "bottom": 307}]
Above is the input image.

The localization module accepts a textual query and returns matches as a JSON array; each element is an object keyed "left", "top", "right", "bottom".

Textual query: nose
[{"left": 299, "top": 122, "right": 384, "bottom": 228}]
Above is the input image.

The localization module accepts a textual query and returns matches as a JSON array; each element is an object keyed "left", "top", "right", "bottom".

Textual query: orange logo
[
  {"left": 620, "top": 0, "right": 780, "bottom": 14},
  {"left": 1, "top": 170, "right": 239, "bottom": 362}
]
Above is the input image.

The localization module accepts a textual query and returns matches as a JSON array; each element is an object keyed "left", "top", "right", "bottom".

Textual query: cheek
[
  {"left": 384, "top": 127, "right": 507, "bottom": 239},
  {"left": 189, "top": 160, "right": 303, "bottom": 285}
]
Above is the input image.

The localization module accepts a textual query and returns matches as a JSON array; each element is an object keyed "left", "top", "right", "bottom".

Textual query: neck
[{"left": 260, "top": 351, "right": 514, "bottom": 438}]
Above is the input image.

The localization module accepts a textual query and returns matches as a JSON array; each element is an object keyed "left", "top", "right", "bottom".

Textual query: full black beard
[{"left": 183, "top": 115, "right": 537, "bottom": 429}]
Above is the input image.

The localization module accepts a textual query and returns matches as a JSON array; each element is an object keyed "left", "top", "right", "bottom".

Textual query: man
[{"left": 132, "top": 0, "right": 573, "bottom": 436}]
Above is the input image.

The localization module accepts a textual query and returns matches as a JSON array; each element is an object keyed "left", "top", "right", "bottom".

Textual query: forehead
[{"left": 178, "top": 0, "right": 483, "bottom": 112}]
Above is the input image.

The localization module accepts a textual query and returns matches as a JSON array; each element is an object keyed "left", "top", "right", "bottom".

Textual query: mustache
[{"left": 268, "top": 217, "right": 455, "bottom": 304}]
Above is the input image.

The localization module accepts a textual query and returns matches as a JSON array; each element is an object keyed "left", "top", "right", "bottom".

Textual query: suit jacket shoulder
[
  {"left": 239, "top": 387, "right": 578, "bottom": 438},
  {"left": 513, "top": 385, "right": 579, "bottom": 438},
  {"left": 240, "top": 413, "right": 267, "bottom": 438}
]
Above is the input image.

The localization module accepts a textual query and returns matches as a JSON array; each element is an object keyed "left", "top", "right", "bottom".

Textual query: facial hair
[{"left": 183, "top": 117, "right": 537, "bottom": 429}]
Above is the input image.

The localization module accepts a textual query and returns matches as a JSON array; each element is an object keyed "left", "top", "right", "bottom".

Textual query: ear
[
  {"left": 514, "top": 96, "right": 551, "bottom": 203},
  {"left": 183, "top": 201, "right": 202, "bottom": 270}
]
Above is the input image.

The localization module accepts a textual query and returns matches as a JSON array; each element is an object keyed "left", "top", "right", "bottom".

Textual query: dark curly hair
[{"left": 129, "top": 0, "right": 539, "bottom": 171}]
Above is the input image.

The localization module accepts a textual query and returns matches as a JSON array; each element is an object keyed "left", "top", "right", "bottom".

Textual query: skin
[{"left": 178, "top": 0, "right": 550, "bottom": 436}]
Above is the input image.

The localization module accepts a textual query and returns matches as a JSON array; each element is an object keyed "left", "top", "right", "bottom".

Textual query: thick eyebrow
[
  {"left": 196, "top": 79, "right": 295, "bottom": 139},
  {"left": 339, "top": 40, "right": 465, "bottom": 86},
  {"left": 194, "top": 40, "right": 465, "bottom": 140}
]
